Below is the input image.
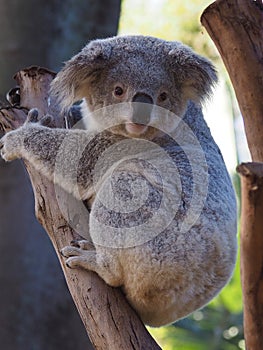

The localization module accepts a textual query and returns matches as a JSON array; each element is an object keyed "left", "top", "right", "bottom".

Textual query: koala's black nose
[{"left": 131, "top": 93, "right": 153, "bottom": 125}]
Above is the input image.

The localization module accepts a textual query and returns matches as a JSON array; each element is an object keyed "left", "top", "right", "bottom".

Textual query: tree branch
[
  {"left": 236, "top": 163, "right": 263, "bottom": 350},
  {"left": 0, "top": 67, "right": 161, "bottom": 350},
  {"left": 201, "top": 2, "right": 263, "bottom": 349},
  {"left": 201, "top": 0, "right": 263, "bottom": 162}
]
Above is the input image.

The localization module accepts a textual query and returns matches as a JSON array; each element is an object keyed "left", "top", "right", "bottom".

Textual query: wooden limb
[
  {"left": 0, "top": 67, "right": 161, "bottom": 350},
  {"left": 201, "top": 2, "right": 263, "bottom": 348},
  {"left": 201, "top": 0, "right": 263, "bottom": 162},
  {"left": 237, "top": 163, "right": 263, "bottom": 350}
]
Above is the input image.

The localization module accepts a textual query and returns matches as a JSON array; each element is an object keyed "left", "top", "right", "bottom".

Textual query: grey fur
[
  {"left": 50, "top": 35, "right": 217, "bottom": 115},
  {"left": 0, "top": 35, "right": 236, "bottom": 327}
]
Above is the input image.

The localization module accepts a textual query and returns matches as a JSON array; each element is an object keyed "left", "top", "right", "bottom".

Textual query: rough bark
[
  {"left": 236, "top": 163, "right": 263, "bottom": 350},
  {"left": 201, "top": 0, "right": 263, "bottom": 162},
  {"left": 201, "top": 2, "right": 263, "bottom": 349},
  {"left": 0, "top": 67, "right": 161, "bottom": 350}
]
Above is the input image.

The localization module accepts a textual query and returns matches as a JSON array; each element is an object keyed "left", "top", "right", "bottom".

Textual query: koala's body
[{"left": 0, "top": 36, "right": 237, "bottom": 327}]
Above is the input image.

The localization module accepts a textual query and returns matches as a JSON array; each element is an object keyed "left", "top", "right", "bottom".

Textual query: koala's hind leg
[{"left": 61, "top": 245, "right": 122, "bottom": 287}]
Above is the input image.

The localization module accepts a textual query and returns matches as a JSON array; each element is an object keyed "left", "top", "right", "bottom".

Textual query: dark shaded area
[
  {"left": 0, "top": 0, "right": 120, "bottom": 349},
  {"left": 0, "top": 0, "right": 121, "bottom": 93}
]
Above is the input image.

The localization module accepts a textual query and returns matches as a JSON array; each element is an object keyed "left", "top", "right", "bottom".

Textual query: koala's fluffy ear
[
  {"left": 50, "top": 40, "right": 112, "bottom": 111},
  {"left": 168, "top": 43, "right": 218, "bottom": 104}
]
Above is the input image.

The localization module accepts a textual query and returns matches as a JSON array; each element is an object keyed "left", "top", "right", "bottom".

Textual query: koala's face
[
  {"left": 51, "top": 36, "right": 217, "bottom": 139},
  {"left": 81, "top": 54, "right": 183, "bottom": 138}
]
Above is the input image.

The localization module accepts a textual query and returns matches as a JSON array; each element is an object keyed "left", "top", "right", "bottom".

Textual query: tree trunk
[
  {"left": 201, "top": 1, "right": 263, "bottom": 349},
  {"left": 201, "top": 0, "right": 263, "bottom": 162},
  {"left": 0, "top": 67, "right": 162, "bottom": 350},
  {"left": 0, "top": 1, "right": 120, "bottom": 349},
  {"left": 237, "top": 163, "right": 263, "bottom": 350}
]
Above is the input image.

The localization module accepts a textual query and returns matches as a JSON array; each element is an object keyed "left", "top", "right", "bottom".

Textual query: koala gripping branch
[{"left": 0, "top": 67, "right": 161, "bottom": 350}]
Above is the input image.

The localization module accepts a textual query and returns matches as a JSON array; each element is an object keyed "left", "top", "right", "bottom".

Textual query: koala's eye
[
  {"left": 114, "top": 86, "right": 124, "bottom": 97},
  {"left": 159, "top": 92, "right": 168, "bottom": 102}
]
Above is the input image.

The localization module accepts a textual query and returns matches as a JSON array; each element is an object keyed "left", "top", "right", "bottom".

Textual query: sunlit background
[{"left": 119, "top": 1, "right": 250, "bottom": 349}]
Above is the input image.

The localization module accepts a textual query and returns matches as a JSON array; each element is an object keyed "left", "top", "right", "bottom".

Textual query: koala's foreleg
[
  {"left": 0, "top": 113, "right": 125, "bottom": 200},
  {"left": 0, "top": 118, "right": 103, "bottom": 200}
]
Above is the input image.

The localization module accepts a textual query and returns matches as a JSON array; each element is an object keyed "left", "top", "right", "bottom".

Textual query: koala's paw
[
  {"left": 70, "top": 239, "right": 94, "bottom": 250},
  {"left": 26, "top": 108, "right": 40, "bottom": 123},
  {"left": 0, "top": 131, "right": 22, "bottom": 161},
  {"left": 60, "top": 244, "right": 96, "bottom": 269},
  {"left": 26, "top": 109, "right": 56, "bottom": 128}
]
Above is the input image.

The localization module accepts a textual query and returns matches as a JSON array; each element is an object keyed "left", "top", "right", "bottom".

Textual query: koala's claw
[
  {"left": 70, "top": 239, "right": 94, "bottom": 250},
  {"left": 27, "top": 108, "right": 39, "bottom": 123},
  {"left": 39, "top": 114, "right": 54, "bottom": 127},
  {"left": 70, "top": 239, "right": 80, "bottom": 247},
  {"left": 65, "top": 257, "right": 77, "bottom": 268},
  {"left": 65, "top": 257, "right": 83, "bottom": 269},
  {"left": 26, "top": 109, "right": 55, "bottom": 128},
  {"left": 66, "top": 260, "right": 73, "bottom": 268},
  {"left": 61, "top": 246, "right": 91, "bottom": 258}
]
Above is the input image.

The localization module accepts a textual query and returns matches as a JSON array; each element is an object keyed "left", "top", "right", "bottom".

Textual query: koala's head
[{"left": 50, "top": 35, "right": 217, "bottom": 139}]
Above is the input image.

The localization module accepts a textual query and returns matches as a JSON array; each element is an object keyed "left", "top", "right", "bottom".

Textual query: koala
[{"left": 0, "top": 35, "right": 237, "bottom": 327}]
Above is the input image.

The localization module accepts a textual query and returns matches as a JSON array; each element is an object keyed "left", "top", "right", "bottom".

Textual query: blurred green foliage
[
  {"left": 119, "top": 1, "right": 244, "bottom": 349},
  {"left": 119, "top": 0, "right": 218, "bottom": 59}
]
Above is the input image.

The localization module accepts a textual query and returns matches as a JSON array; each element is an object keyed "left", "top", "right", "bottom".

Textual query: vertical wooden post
[
  {"left": 201, "top": 1, "right": 263, "bottom": 349},
  {"left": 237, "top": 163, "right": 263, "bottom": 350},
  {"left": 201, "top": 0, "right": 263, "bottom": 162}
]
